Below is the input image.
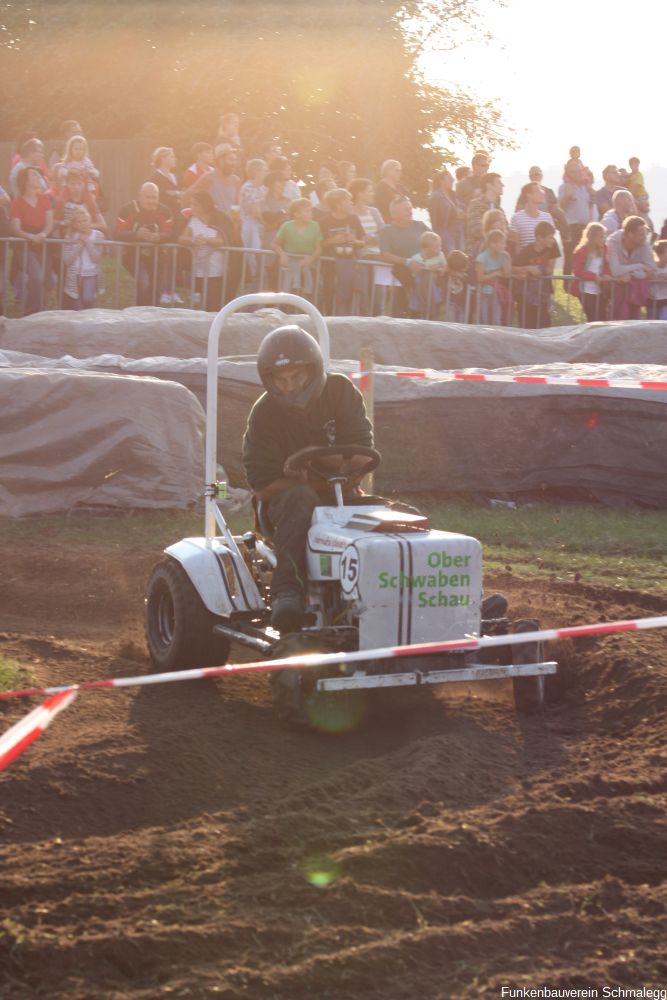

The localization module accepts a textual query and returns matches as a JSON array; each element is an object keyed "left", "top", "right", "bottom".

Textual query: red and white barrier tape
[
  {"left": 355, "top": 370, "right": 667, "bottom": 391},
  {"left": 1, "top": 614, "right": 666, "bottom": 705},
  {"left": 2, "top": 614, "right": 666, "bottom": 772},
  {"left": 0, "top": 690, "right": 77, "bottom": 773}
]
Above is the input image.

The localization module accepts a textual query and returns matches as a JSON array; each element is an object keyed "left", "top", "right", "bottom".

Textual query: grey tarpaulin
[
  {"left": 2, "top": 349, "right": 667, "bottom": 507},
  {"left": 0, "top": 368, "right": 205, "bottom": 516},
  {"left": 2, "top": 308, "right": 667, "bottom": 368}
]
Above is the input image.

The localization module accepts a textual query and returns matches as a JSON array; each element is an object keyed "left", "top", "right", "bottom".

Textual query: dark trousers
[
  {"left": 267, "top": 484, "right": 319, "bottom": 597},
  {"left": 581, "top": 292, "right": 605, "bottom": 322},
  {"left": 563, "top": 223, "right": 585, "bottom": 276},
  {"left": 390, "top": 262, "right": 416, "bottom": 318}
]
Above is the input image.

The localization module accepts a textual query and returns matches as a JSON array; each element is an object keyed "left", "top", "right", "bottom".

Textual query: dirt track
[{"left": 1, "top": 536, "right": 667, "bottom": 999}]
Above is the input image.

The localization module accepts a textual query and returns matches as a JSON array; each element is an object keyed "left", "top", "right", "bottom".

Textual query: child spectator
[
  {"left": 563, "top": 145, "right": 594, "bottom": 187},
  {"left": 56, "top": 135, "right": 100, "bottom": 197},
  {"left": 572, "top": 222, "right": 610, "bottom": 323},
  {"left": 513, "top": 220, "right": 559, "bottom": 328},
  {"left": 475, "top": 228, "right": 511, "bottom": 325},
  {"left": 53, "top": 168, "right": 107, "bottom": 238},
  {"left": 648, "top": 240, "right": 667, "bottom": 320},
  {"left": 9, "top": 165, "right": 54, "bottom": 315},
  {"left": 319, "top": 187, "right": 366, "bottom": 314},
  {"left": 239, "top": 158, "right": 268, "bottom": 283},
  {"left": 182, "top": 143, "right": 214, "bottom": 188},
  {"left": 62, "top": 206, "right": 103, "bottom": 309},
  {"left": 48, "top": 119, "right": 83, "bottom": 173},
  {"left": 408, "top": 230, "right": 446, "bottom": 319},
  {"left": 176, "top": 191, "right": 228, "bottom": 311},
  {"left": 627, "top": 157, "right": 648, "bottom": 206},
  {"left": 443, "top": 249, "right": 470, "bottom": 323},
  {"left": 272, "top": 197, "right": 322, "bottom": 294}
]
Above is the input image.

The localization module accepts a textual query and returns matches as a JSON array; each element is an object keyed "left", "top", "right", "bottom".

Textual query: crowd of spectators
[{"left": 1, "top": 120, "right": 666, "bottom": 324}]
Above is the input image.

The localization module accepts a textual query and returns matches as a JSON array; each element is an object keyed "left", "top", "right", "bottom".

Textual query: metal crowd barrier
[{"left": 1, "top": 235, "right": 665, "bottom": 326}]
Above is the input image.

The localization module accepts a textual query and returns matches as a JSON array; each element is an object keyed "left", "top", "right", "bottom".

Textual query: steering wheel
[{"left": 283, "top": 444, "right": 381, "bottom": 484}]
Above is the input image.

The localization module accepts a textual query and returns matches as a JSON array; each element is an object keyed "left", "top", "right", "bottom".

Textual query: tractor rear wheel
[{"left": 270, "top": 632, "right": 364, "bottom": 731}]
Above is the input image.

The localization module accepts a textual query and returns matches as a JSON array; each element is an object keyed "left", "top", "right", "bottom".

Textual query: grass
[
  {"left": 2, "top": 497, "right": 666, "bottom": 597},
  {"left": 416, "top": 497, "right": 667, "bottom": 595},
  {"left": 0, "top": 657, "right": 33, "bottom": 694}
]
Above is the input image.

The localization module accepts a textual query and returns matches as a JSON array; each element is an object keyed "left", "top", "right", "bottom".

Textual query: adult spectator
[
  {"left": 526, "top": 166, "right": 558, "bottom": 214},
  {"left": 375, "top": 160, "right": 410, "bottom": 223},
  {"left": 11, "top": 131, "right": 40, "bottom": 169},
  {"left": 182, "top": 143, "right": 214, "bottom": 188},
  {"left": 53, "top": 168, "right": 107, "bottom": 238},
  {"left": 115, "top": 181, "right": 174, "bottom": 306},
  {"left": 606, "top": 215, "right": 655, "bottom": 320},
  {"left": 309, "top": 164, "right": 337, "bottom": 208},
  {"left": 601, "top": 189, "right": 637, "bottom": 236},
  {"left": 312, "top": 176, "right": 336, "bottom": 221},
  {"left": 0, "top": 185, "right": 11, "bottom": 313},
  {"left": 184, "top": 144, "right": 241, "bottom": 216},
  {"left": 337, "top": 161, "right": 357, "bottom": 189},
  {"left": 318, "top": 187, "right": 365, "bottom": 314},
  {"left": 268, "top": 156, "right": 301, "bottom": 201},
  {"left": 428, "top": 169, "right": 464, "bottom": 254},
  {"left": 215, "top": 112, "right": 242, "bottom": 155},
  {"left": 9, "top": 166, "right": 54, "bottom": 315},
  {"left": 177, "top": 190, "right": 229, "bottom": 311},
  {"left": 378, "top": 195, "right": 429, "bottom": 317},
  {"left": 595, "top": 165, "right": 621, "bottom": 219},
  {"left": 466, "top": 208, "right": 508, "bottom": 268},
  {"left": 456, "top": 151, "right": 490, "bottom": 206},
  {"left": 9, "top": 139, "right": 48, "bottom": 196},
  {"left": 349, "top": 178, "right": 384, "bottom": 256},
  {"left": 149, "top": 147, "right": 182, "bottom": 214},
  {"left": 510, "top": 183, "right": 555, "bottom": 250},
  {"left": 466, "top": 172, "right": 506, "bottom": 254},
  {"left": 558, "top": 161, "right": 594, "bottom": 273}
]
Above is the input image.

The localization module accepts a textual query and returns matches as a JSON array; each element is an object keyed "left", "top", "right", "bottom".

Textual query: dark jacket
[{"left": 242, "top": 373, "right": 373, "bottom": 492}]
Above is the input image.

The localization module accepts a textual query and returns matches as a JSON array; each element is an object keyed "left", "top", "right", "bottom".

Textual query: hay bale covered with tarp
[{"left": 0, "top": 367, "right": 205, "bottom": 516}]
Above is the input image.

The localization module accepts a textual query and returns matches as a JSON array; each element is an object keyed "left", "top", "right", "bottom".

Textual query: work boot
[{"left": 271, "top": 590, "right": 305, "bottom": 634}]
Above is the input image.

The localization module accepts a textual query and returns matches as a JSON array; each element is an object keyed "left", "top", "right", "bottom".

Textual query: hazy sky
[{"left": 421, "top": 0, "right": 664, "bottom": 179}]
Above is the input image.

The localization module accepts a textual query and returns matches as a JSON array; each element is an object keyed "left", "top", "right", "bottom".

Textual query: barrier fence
[{"left": 2, "top": 235, "right": 666, "bottom": 325}]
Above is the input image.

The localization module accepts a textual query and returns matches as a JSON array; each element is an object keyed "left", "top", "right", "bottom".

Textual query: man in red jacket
[{"left": 115, "top": 182, "right": 174, "bottom": 305}]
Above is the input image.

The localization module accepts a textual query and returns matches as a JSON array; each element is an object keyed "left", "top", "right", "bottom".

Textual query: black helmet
[{"left": 257, "top": 325, "right": 326, "bottom": 411}]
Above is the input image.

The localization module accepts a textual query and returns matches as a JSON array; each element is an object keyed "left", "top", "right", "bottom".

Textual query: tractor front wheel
[{"left": 144, "top": 558, "right": 230, "bottom": 671}]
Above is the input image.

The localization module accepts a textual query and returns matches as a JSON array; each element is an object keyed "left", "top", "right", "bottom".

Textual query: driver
[{"left": 242, "top": 324, "right": 373, "bottom": 633}]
